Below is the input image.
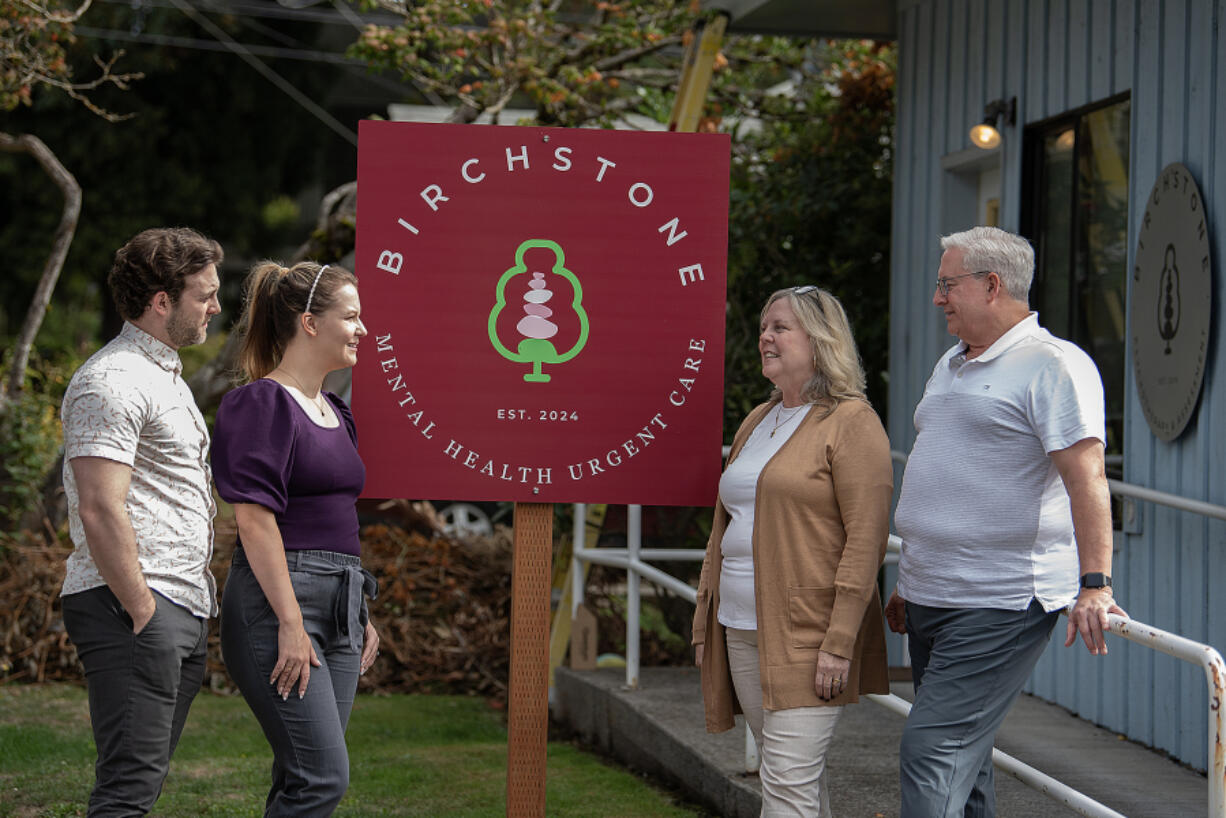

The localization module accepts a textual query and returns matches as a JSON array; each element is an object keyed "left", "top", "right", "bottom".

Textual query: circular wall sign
[{"left": 1131, "top": 162, "right": 1212, "bottom": 442}]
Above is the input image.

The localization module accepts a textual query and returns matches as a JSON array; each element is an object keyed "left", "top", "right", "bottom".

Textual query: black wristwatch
[{"left": 1079, "top": 572, "right": 1112, "bottom": 589}]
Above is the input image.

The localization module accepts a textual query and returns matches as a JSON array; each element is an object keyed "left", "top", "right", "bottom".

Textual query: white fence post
[
  {"left": 625, "top": 504, "right": 641, "bottom": 689},
  {"left": 571, "top": 503, "right": 586, "bottom": 616}
]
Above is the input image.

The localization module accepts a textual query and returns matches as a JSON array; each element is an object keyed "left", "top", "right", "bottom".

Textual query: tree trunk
[
  {"left": 0, "top": 133, "right": 82, "bottom": 412},
  {"left": 446, "top": 101, "right": 482, "bottom": 124}
]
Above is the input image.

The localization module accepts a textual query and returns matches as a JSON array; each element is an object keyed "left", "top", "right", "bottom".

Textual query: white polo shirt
[
  {"left": 893, "top": 313, "right": 1105, "bottom": 612},
  {"left": 60, "top": 322, "right": 217, "bottom": 618}
]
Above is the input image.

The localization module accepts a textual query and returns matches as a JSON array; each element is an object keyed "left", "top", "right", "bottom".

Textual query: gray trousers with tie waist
[{"left": 220, "top": 548, "right": 376, "bottom": 818}]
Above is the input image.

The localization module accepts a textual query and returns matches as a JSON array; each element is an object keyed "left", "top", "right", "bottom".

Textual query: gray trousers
[
  {"left": 900, "top": 599, "right": 1059, "bottom": 818},
  {"left": 61, "top": 586, "right": 209, "bottom": 817},
  {"left": 220, "top": 548, "right": 372, "bottom": 818}
]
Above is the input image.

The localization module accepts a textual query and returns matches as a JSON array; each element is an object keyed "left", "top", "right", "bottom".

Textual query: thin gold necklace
[
  {"left": 275, "top": 368, "right": 326, "bottom": 417},
  {"left": 770, "top": 402, "right": 805, "bottom": 437}
]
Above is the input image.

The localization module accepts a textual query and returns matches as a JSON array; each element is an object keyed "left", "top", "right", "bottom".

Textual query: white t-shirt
[
  {"left": 717, "top": 403, "right": 812, "bottom": 630},
  {"left": 893, "top": 313, "right": 1105, "bottom": 612}
]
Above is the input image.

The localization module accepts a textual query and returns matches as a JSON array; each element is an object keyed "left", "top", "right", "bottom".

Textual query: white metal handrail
[
  {"left": 569, "top": 448, "right": 1226, "bottom": 814},
  {"left": 569, "top": 507, "right": 1225, "bottom": 816},
  {"left": 571, "top": 504, "right": 701, "bottom": 691},
  {"left": 866, "top": 606, "right": 1226, "bottom": 817},
  {"left": 1101, "top": 614, "right": 1226, "bottom": 816},
  {"left": 865, "top": 692, "right": 1127, "bottom": 818},
  {"left": 863, "top": 691, "right": 1127, "bottom": 818},
  {"left": 569, "top": 502, "right": 761, "bottom": 770}
]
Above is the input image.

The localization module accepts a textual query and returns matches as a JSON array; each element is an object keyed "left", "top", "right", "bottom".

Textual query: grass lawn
[{"left": 0, "top": 685, "right": 703, "bottom": 817}]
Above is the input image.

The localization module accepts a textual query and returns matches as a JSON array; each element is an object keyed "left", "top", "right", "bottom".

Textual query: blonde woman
[
  {"left": 693, "top": 285, "right": 893, "bottom": 817},
  {"left": 213, "top": 261, "right": 378, "bottom": 816}
]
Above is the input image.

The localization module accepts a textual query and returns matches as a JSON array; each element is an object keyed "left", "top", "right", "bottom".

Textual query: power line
[
  {"left": 75, "top": 22, "right": 427, "bottom": 101},
  {"left": 328, "top": 0, "right": 445, "bottom": 105},
  {"left": 81, "top": 0, "right": 439, "bottom": 116},
  {"left": 92, "top": 0, "right": 403, "bottom": 28},
  {"left": 74, "top": 25, "right": 365, "bottom": 65},
  {"left": 165, "top": 0, "right": 358, "bottom": 145}
]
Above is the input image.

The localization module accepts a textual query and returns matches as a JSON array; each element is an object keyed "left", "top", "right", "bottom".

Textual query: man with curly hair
[{"left": 59, "top": 227, "right": 223, "bottom": 816}]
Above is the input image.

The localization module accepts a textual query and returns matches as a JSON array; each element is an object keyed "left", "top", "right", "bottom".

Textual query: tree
[
  {"left": 0, "top": 0, "right": 141, "bottom": 532},
  {"left": 351, "top": 0, "right": 688, "bottom": 125},
  {"left": 0, "top": 0, "right": 137, "bottom": 410},
  {"left": 349, "top": 0, "right": 806, "bottom": 127},
  {"left": 723, "top": 40, "right": 896, "bottom": 435},
  {"left": 1, "top": 1, "right": 377, "bottom": 370}
]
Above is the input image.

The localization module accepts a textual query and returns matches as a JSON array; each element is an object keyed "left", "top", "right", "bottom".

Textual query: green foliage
[
  {"left": 1, "top": 0, "right": 143, "bottom": 356},
  {"left": 0, "top": 0, "right": 77, "bottom": 112},
  {"left": 24, "top": 295, "right": 102, "bottom": 355},
  {"left": 261, "top": 194, "right": 302, "bottom": 233},
  {"left": 724, "top": 40, "right": 895, "bottom": 437},
  {"left": 596, "top": 593, "right": 687, "bottom": 657},
  {"left": 1, "top": 3, "right": 363, "bottom": 354},
  {"left": 352, "top": 0, "right": 696, "bottom": 126},
  {"left": 178, "top": 329, "right": 228, "bottom": 382},
  {"left": 1, "top": 0, "right": 140, "bottom": 121},
  {"left": 351, "top": 0, "right": 808, "bottom": 128},
  {"left": 0, "top": 351, "right": 75, "bottom": 531},
  {"left": 0, "top": 686, "right": 703, "bottom": 816}
]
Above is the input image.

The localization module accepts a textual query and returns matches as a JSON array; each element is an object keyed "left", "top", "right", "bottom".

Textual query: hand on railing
[{"left": 1065, "top": 589, "right": 1129, "bottom": 656}]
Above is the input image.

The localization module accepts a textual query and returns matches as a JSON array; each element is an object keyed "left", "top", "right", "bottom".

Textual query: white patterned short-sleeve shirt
[{"left": 60, "top": 322, "right": 217, "bottom": 617}]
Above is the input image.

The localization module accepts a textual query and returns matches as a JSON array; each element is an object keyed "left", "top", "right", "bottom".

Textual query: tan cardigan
[{"left": 692, "top": 398, "right": 893, "bottom": 733}]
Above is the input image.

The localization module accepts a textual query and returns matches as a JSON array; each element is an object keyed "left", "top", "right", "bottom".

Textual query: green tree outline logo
[{"left": 488, "top": 239, "right": 589, "bottom": 383}]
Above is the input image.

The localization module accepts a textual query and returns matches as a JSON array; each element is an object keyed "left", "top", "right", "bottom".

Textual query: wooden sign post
[{"left": 506, "top": 502, "right": 553, "bottom": 816}]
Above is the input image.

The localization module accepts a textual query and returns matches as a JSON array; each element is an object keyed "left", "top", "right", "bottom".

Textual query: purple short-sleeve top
[{"left": 212, "top": 379, "right": 365, "bottom": 556}]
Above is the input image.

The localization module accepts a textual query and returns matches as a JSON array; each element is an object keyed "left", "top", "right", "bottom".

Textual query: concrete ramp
[{"left": 553, "top": 666, "right": 1207, "bottom": 817}]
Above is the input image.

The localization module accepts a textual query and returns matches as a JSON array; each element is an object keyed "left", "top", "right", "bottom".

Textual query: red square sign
[{"left": 353, "top": 121, "right": 728, "bottom": 505}]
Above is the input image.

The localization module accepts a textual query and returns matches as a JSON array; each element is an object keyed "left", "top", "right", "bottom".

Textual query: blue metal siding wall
[
  {"left": 889, "top": 0, "right": 1226, "bottom": 769},
  {"left": 1118, "top": 0, "right": 1226, "bottom": 768}
]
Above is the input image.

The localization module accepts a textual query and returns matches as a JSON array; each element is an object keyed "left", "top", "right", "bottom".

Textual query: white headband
[{"left": 304, "top": 265, "right": 328, "bottom": 314}]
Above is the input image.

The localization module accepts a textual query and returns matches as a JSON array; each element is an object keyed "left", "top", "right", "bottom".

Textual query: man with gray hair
[{"left": 885, "top": 226, "right": 1126, "bottom": 817}]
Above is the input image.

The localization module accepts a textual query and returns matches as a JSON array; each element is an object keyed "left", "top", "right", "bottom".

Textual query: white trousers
[{"left": 726, "top": 627, "right": 843, "bottom": 818}]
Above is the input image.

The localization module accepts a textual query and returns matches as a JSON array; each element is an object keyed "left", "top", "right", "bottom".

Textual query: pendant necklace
[
  {"left": 770, "top": 402, "right": 805, "bottom": 438},
  {"left": 276, "top": 368, "right": 326, "bottom": 417}
]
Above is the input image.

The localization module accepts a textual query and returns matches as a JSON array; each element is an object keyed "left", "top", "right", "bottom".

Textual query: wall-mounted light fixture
[{"left": 969, "top": 97, "right": 1017, "bottom": 149}]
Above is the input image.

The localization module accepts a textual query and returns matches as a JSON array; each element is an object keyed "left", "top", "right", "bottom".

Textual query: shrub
[{"left": 0, "top": 353, "right": 75, "bottom": 533}]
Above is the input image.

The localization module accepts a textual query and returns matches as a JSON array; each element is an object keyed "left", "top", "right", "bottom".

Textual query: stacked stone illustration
[{"left": 516, "top": 272, "right": 559, "bottom": 342}]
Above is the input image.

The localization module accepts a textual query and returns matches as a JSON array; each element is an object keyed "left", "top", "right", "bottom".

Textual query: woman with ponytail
[{"left": 211, "top": 260, "right": 378, "bottom": 816}]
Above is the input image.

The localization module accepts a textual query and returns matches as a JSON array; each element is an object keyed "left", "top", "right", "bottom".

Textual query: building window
[{"left": 1023, "top": 95, "right": 1130, "bottom": 479}]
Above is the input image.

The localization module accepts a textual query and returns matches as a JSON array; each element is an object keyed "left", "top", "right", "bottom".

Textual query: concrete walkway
[{"left": 552, "top": 666, "right": 1208, "bottom": 817}]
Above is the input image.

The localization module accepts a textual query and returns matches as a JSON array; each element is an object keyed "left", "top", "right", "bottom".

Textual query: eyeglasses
[
  {"left": 791, "top": 285, "right": 818, "bottom": 295},
  {"left": 935, "top": 271, "right": 991, "bottom": 297}
]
